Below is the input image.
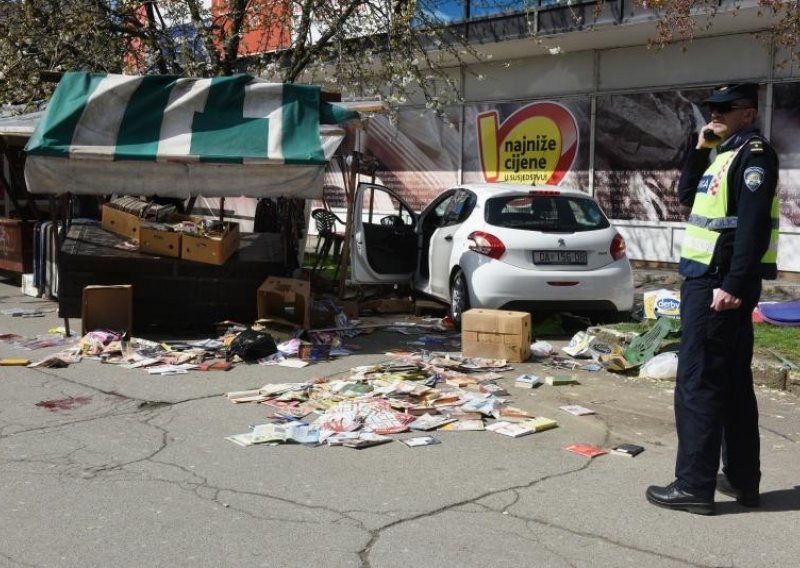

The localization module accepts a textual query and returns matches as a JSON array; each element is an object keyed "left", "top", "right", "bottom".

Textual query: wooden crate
[{"left": 0, "top": 218, "right": 33, "bottom": 273}]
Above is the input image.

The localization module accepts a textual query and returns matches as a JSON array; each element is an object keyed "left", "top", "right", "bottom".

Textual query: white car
[{"left": 350, "top": 182, "right": 634, "bottom": 323}]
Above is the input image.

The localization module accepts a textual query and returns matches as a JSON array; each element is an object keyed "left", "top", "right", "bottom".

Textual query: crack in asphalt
[
  {"left": 355, "top": 462, "right": 593, "bottom": 567},
  {"left": 759, "top": 424, "right": 799, "bottom": 444},
  {"left": 3, "top": 362, "right": 791, "bottom": 568},
  {"left": 507, "top": 503, "right": 716, "bottom": 568},
  {"left": 0, "top": 551, "right": 44, "bottom": 568}
]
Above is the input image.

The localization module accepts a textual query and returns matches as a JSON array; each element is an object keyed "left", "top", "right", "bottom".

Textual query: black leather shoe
[
  {"left": 716, "top": 474, "right": 760, "bottom": 507},
  {"left": 646, "top": 481, "right": 715, "bottom": 515}
]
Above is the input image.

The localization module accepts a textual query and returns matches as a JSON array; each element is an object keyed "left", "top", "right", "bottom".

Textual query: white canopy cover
[{"left": 24, "top": 72, "right": 358, "bottom": 198}]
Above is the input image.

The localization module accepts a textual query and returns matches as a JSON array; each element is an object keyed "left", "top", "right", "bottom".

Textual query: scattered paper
[
  {"left": 514, "top": 374, "right": 541, "bottom": 389},
  {"left": 409, "top": 413, "right": 457, "bottom": 431},
  {"left": 278, "top": 359, "right": 310, "bottom": 368},
  {"left": 440, "top": 419, "right": 485, "bottom": 431},
  {"left": 486, "top": 421, "right": 534, "bottom": 438},
  {"left": 402, "top": 436, "right": 441, "bottom": 447},
  {"left": 560, "top": 405, "right": 596, "bottom": 416},
  {"left": 564, "top": 443, "right": 607, "bottom": 458}
]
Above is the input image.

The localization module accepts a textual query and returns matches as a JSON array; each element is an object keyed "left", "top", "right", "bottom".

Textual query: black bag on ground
[{"left": 226, "top": 329, "right": 278, "bottom": 362}]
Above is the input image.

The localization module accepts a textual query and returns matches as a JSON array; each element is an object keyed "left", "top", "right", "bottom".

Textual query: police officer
[{"left": 646, "top": 83, "right": 780, "bottom": 515}]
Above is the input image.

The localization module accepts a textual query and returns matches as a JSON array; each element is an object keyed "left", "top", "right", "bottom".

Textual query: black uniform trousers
[{"left": 674, "top": 272, "right": 762, "bottom": 498}]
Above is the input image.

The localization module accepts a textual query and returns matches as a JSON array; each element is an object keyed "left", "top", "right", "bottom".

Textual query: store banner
[
  {"left": 772, "top": 82, "right": 800, "bottom": 231},
  {"left": 593, "top": 91, "right": 702, "bottom": 222},
  {"left": 476, "top": 102, "right": 579, "bottom": 185},
  {"left": 463, "top": 99, "right": 591, "bottom": 192}
]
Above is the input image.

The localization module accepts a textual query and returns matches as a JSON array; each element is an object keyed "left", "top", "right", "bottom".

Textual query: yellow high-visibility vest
[{"left": 680, "top": 141, "right": 779, "bottom": 275}]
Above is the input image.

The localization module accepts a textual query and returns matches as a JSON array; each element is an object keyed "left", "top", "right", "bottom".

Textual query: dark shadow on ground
[{"left": 715, "top": 486, "right": 800, "bottom": 515}]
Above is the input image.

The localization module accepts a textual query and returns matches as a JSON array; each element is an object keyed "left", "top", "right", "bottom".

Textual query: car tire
[
  {"left": 450, "top": 269, "right": 470, "bottom": 325},
  {"left": 592, "top": 310, "right": 632, "bottom": 325}
]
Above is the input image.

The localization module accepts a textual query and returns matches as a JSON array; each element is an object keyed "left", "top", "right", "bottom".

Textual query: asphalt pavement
[{"left": 2, "top": 272, "right": 800, "bottom": 568}]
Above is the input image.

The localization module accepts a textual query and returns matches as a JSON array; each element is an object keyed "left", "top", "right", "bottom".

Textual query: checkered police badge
[{"left": 743, "top": 167, "right": 765, "bottom": 192}]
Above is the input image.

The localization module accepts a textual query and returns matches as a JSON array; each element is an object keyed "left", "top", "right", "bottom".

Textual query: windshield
[{"left": 485, "top": 194, "right": 610, "bottom": 232}]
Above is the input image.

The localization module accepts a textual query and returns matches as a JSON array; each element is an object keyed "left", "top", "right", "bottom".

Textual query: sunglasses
[{"left": 708, "top": 102, "right": 755, "bottom": 114}]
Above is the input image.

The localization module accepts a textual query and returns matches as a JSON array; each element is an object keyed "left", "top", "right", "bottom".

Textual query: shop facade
[{"left": 340, "top": 23, "right": 800, "bottom": 272}]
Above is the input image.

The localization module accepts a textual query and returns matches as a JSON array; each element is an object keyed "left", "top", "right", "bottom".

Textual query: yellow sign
[{"left": 477, "top": 102, "right": 579, "bottom": 185}]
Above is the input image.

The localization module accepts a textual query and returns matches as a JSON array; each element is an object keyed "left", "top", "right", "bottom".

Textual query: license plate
[{"left": 532, "top": 250, "right": 587, "bottom": 265}]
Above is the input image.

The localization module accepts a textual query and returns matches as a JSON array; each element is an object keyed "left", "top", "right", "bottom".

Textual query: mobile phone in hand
[{"left": 703, "top": 128, "right": 721, "bottom": 141}]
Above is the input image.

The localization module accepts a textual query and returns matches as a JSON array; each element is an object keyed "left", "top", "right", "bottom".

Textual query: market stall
[{"left": 21, "top": 71, "right": 360, "bottom": 332}]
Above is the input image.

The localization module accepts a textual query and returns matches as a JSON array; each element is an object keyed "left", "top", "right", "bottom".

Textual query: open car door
[{"left": 350, "top": 182, "right": 417, "bottom": 284}]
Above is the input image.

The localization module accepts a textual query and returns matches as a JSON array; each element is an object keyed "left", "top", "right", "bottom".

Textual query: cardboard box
[
  {"left": 139, "top": 224, "right": 182, "bottom": 258},
  {"left": 643, "top": 289, "right": 681, "bottom": 319},
  {"left": 21, "top": 273, "right": 38, "bottom": 298},
  {"left": 461, "top": 309, "right": 532, "bottom": 362},
  {"left": 101, "top": 203, "right": 141, "bottom": 241},
  {"left": 340, "top": 300, "right": 360, "bottom": 320},
  {"left": 182, "top": 222, "right": 240, "bottom": 265},
  {"left": 257, "top": 277, "right": 311, "bottom": 330},
  {"left": 81, "top": 284, "right": 133, "bottom": 336}
]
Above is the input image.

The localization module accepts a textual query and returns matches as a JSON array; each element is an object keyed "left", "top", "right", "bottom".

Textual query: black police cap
[{"left": 702, "top": 83, "right": 759, "bottom": 107}]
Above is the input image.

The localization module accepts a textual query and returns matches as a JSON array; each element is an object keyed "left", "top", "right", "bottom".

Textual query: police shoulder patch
[
  {"left": 749, "top": 139, "right": 764, "bottom": 154},
  {"left": 743, "top": 166, "right": 766, "bottom": 192}
]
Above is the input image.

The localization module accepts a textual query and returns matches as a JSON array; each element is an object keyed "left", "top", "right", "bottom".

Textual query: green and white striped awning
[{"left": 24, "top": 72, "right": 358, "bottom": 198}]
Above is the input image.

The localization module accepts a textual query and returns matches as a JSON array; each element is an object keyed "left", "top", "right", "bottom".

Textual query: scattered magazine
[
  {"left": 514, "top": 374, "right": 541, "bottom": 389},
  {"left": 522, "top": 416, "right": 559, "bottom": 432},
  {"left": 340, "top": 432, "right": 392, "bottom": 449},
  {"left": 486, "top": 421, "right": 535, "bottom": 438},
  {"left": 560, "top": 405, "right": 596, "bottom": 416},
  {"left": 564, "top": 443, "right": 607, "bottom": 458},
  {"left": 440, "top": 419, "right": 485, "bottom": 431},
  {"left": 611, "top": 443, "right": 645, "bottom": 457},
  {"left": 409, "top": 413, "right": 457, "bottom": 431},
  {"left": 401, "top": 436, "right": 441, "bottom": 448},
  {"left": 545, "top": 375, "right": 579, "bottom": 386}
]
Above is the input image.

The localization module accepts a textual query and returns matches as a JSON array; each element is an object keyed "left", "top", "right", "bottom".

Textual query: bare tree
[
  {"left": 636, "top": 0, "right": 799, "bottom": 65},
  {"left": 1, "top": 0, "right": 798, "bottom": 112}
]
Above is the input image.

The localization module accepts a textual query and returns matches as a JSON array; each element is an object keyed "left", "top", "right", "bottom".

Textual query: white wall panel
[
  {"left": 619, "top": 225, "right": 800, "bottom": 271},
  {"left": 777, "top": 234, "right": 800, "bottom": 272},
  {"left": 616, "top": 223, "right": 681, "bottom": 262},
  {"left": 774, "top": 44, "right": 800, "bottom": 80},
  {"left": 464, "top": 51, "right": 595, "bottom": 102},
  {"left": 599, "top": 35, "right": 772, "bottom": 91},
  {"left": 399, "top": 67, "right": 463, "bottom": 106}
]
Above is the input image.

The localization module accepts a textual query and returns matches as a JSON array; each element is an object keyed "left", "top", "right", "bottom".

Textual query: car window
[
  {"left": 420, "top": 193, "right": 455, "bottom": 230},
  {"left": 360, "top": 185, "right": 415, "bottom": 228},
  {"left": 441, "top": 190, "right": 476, "bottom": 227},
  {"left": 485, "top": 195, "right": 610, "bottom": 232}
]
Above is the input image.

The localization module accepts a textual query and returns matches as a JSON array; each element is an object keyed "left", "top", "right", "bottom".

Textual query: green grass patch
[
  {"left": 532, "top": 314, "right": 567, "bottom": 337},
  {"left": 752, "top": 324, "right": 800, "bottom": 364},
  {"left": 303, "top": 251, "right": 347, "bottom": 278}
]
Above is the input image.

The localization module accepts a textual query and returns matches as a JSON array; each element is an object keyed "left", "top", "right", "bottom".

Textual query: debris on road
[{"left": 223, "top": 353, "right": 565, "bottom": 448}]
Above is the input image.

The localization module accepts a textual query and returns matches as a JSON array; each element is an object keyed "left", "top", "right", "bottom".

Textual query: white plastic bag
[
  {"left": 531, "top": 340, "right": 554, "bottom": 358},
  {"left": 639, "top": 351, "right": 679, "bottom": 380}
]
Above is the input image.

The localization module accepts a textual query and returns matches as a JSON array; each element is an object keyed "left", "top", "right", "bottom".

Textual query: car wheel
[
  {"left": 591, "top": 310, "right": 632, "bottom": 325},
  {"left": 450, "top": 269, "right": 470, "bottom": 325}
]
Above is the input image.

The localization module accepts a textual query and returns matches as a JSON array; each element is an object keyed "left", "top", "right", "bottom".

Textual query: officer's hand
[
  {"left": 697, "top": 123, "right": 724, "bottom": 149},
  {"left": 711, "top": 288, "right": 742, "bottom": 312}
]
